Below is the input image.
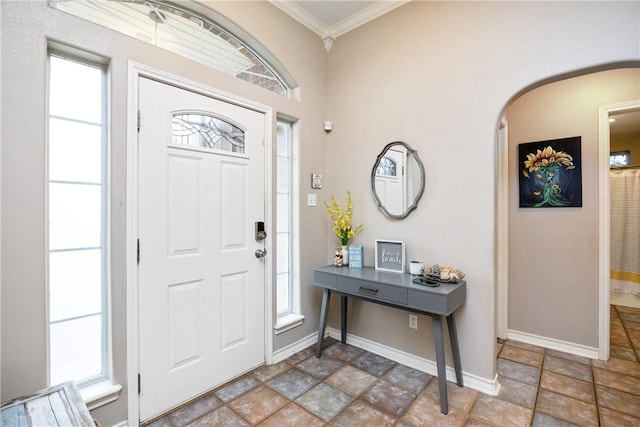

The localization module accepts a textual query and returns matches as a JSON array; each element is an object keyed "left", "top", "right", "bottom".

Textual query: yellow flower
[
  {"left": 523, "top": 145, "right": 575, "bottom": 175},
  {"left": 324, "top": 190, "right": 363, "bottom": 245}
]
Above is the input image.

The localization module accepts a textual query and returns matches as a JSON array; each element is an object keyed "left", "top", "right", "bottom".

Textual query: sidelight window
[
  {"left": 275, "top": 118, "right": 303, "bottom": 333},
  {"left": 48, "top": 52, "right": 109, "bottom": 390}
]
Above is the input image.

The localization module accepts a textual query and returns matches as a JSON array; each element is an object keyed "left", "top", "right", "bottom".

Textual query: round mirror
[{"left": 371, "top": 141, "right": 425, "bottom": 219}]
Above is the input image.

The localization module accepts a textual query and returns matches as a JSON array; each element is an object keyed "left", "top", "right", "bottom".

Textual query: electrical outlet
[{"left": 409, "top": 314, "right": 418, "bottom": 329}]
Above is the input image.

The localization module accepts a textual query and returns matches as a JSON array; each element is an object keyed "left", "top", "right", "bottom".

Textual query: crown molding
[
  {"left": 270, "top": 0, "right": 410, "bottom": 40},
  {"left": 270, "top": 1, "right": 331, "bottom": 38},
  {"left": 331, "top": 0, "right": 409, "bottom": 38}
]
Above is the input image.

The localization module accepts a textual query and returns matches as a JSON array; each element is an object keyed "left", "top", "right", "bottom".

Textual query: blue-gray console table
[{"left": 313, "top": 265, "right": 466, "bottom": 415}]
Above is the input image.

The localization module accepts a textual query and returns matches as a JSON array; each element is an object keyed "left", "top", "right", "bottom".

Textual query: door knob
[{"left": 255, "top": 249, "right": 267, "bottom": 258}]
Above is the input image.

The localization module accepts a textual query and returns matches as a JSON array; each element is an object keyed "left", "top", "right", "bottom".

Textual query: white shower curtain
[{"left": 610, "top": 167, "right": 640, "bottom": 306}]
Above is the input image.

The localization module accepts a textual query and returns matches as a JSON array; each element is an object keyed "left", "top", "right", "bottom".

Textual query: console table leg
[
  {"left": 432, "top": 315, "right": 449, "bottom": 415},
  {"left": 447, "top": 314, "right": 463, "bottom": 387},
  {"left": 341, "top": 295, "right": 348, "bottom": 344},
  {"left": 316, "top": 289, "right": 331, "bottom": 358}
]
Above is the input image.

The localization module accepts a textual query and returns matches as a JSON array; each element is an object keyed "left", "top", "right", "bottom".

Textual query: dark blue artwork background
[{"left": 518, "top": 136, "right": 582, "bottom": 208}]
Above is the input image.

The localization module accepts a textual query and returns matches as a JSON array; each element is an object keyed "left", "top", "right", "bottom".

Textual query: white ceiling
[
  {"left": 269, "top": 0, "right": 408, "bottom": 40},
  {"left": 610, "top": 110, "right": 640, "bottom": 138}
]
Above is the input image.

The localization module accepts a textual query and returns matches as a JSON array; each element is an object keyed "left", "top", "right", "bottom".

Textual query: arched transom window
[{"left": 52, "top": 0, "right": 292, "bottom": 96}]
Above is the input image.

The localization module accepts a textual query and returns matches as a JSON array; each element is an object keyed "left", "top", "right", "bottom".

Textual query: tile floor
[{"left": 145, "top": 305, "right": 640, "bottom": 426}]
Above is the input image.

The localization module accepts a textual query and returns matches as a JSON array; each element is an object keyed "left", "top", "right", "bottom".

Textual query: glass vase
[{"left": 341, "top": 245, "right": 349, "bottom": 266}]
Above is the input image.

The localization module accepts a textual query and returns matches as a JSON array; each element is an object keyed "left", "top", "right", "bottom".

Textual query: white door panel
[{"left": 138, "top": 77, "right": 266, "bottom": 421}]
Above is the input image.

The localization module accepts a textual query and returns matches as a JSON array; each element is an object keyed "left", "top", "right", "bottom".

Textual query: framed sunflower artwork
[{"left": 518, "top": 136, "right": 582, "bottom": 208}]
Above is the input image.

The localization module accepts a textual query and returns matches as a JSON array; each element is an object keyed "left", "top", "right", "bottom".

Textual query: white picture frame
[{"left": 374, "top": 240, "right": 406, "bottom": 273}]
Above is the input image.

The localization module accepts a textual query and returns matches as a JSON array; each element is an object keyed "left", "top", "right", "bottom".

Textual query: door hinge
[
  {"left": 137, "top": 239, "right": 140, "bottom": 265},
  {"left": 137, "top": 110, "right": 141, "bottom": 132},
  {"left": 138, "top": 373, "right": 141, "bottom": 394}
]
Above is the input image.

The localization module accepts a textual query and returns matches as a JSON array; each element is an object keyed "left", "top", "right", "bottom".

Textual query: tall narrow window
[
  {"left": 275, "top": 118, "right": 303, "bottom": 333},
  {"left": 48, "top": 53, "right": 108, "bottom": 387}
]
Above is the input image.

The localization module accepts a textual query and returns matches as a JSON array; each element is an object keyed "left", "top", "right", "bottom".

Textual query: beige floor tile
[
  {"left": 625, "top": 320, "right": 640, "bottom": 331},
  {"left": 543, "top": 355, "right": 592, "bottom": 382},
  {"left": 499, "top": 345, "right": 544, "bottom": 368},
  {"left": 610, "top": 328, "right": 633, "bottom": 348},
  {"left": 498, "top": 376, "right": 538, "bottom": 409},
  {"left": 545, "top": 349, "right": 591, "bottom": 366},
  {"left": 615, "top": 305, "right": 640, "bottom": 315},
  {"left": 531, "top": 412, "right": 580, "bottom": 426},
  {"left": 593, "top": 366, "right": 640, "bottom": 395},
  {"left": 325, "top": 365, "right": 378, "bottom": 397},
  {"left": 186, "top": 406, "right": 251, "bottom": 427},
  {"left": 610, "top": 318, "right": 623, "bottom": 327},
  {"left": 331, "top": 400, "right": 397, "bottom": 427},
  {"left": 421, "top": 380, "right": 479, "bottom": 416},
  {"left": 229, "top": 385, "right": 289, "bottom": 425},
  {"left": 609, "top": 345, "right": 639, "bottom": 362},
  {"left": 469, "top": 395, "right": 532, "bottom": 427},
  {"left": 401, "top": 394, "right": 467, "bottom": 427},
  {"left": 628, "top": 328, "right": 640, "bottom": 347},
  {"left": 536, "top": 389, "right": 598, "bottom": 427},
  {"left": 463, "top": 418, "right": 494, "bottom": 427},
  {"left": 504, "top": 340, "right": 546, "bottom": 354},
  {"left": 540, "top": 370, "right": 595, "bottom": 403},
  {"left": 599, "top": 406, "right": 640, "bottom": 427},
  {"left": 592, "top": 357, "right": 640, "bottom": 379},
  {"left": 257, "top": 402, "right": 325, "bottom": 427},
  {"left": 596, "top": 384, "right": 640, "bottom": 419},
  {"left": 254, "top": 361, "right": 293, "bottom": 382}
]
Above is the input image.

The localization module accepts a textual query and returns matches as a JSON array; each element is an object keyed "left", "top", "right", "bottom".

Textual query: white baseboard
[
  {"left": 325, "top": 327, "right": 500, "bottom": 396},
  {"left": 271, "top": 331, "right": 319, "bottom": 364},
  {"left": 507, "top": 329, "right": 599, "bottom": 360},
  {"left": 109, "top": 421, "right": 128, "bottom": 427}
]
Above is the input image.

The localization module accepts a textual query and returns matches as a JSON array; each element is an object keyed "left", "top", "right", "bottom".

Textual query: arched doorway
[{"left": 496, "top": 66, "right": 640, "bottom": 360}]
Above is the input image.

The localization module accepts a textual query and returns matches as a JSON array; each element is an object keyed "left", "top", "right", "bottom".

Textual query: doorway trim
[
  {"left": 126, "top": 62, "right": 274, "bottom": 424},
  {"left": 496, "top": 117, "right": 509, "bottom": 340},
  {"left": 598, "top": 99, "right": 640, "bottom": 361}
]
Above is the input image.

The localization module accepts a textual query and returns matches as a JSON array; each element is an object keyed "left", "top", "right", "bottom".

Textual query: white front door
[
  {"left": 137, "top": 77, "right": 266, "bottom": 421},
  {"left": 374, "top": 147, "right": 405, "bottom": 214}
]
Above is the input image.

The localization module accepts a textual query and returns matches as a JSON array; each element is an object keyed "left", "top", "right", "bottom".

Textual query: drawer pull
[{"left": 359, "top": 286, "right": 379, "bottom": 295}]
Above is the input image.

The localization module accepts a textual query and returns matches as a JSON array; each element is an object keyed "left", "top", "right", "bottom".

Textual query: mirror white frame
[{"left": 371, "top": 141, "right": 425, "bottom": 219}]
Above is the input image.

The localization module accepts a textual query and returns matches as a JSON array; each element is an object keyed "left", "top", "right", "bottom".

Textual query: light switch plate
[{"left": 307, "top": 194, "right": 317, "bottom": 207}]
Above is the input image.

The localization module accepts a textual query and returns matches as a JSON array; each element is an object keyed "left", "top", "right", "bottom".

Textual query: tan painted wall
[
  {"left": 1, "top": 0, "right": 639, "bottom": 425},
  {"left": 611, "top": 133, "right": 640, "bottom": 166},
  {"left": 324, "top": 0, "right": 639, "bottom": 383},
  {"left": 507, "top": 69, "right": 640, "bottom": 346}
]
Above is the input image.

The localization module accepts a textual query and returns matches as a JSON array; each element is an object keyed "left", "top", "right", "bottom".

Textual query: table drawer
[{"left": 337, "top": 277, "right": 408, "bottom": 305}]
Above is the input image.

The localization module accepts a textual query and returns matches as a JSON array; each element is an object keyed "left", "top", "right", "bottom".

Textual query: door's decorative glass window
[
  {"left": 376, "top": 157, "right": 397, "bottom": 176},
  {"left": 52, "top": 0, "right": 292, "bottom": 96},
  {"left": 172, "top": 113, "right": 245, "bottom": 153}
]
